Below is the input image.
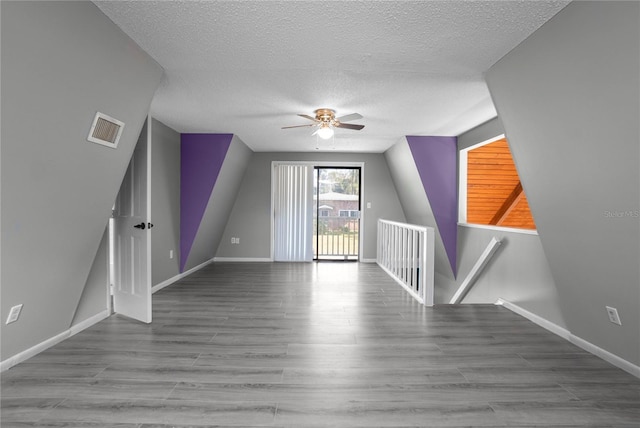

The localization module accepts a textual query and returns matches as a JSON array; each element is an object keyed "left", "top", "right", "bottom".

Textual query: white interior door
[{"left": 112, "top": 123, "right": 152, "bottom": 323}]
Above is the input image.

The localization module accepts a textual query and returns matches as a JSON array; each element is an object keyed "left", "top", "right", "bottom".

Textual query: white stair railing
[
  {"left": 449, "top": 237, "right": 501, "bottom": 304},
  {"left": 377, "top": 219, "right": 435, "bottom": 306}
]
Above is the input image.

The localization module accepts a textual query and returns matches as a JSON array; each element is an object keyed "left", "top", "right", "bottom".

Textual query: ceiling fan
[{"left": 282, "top": 108, "right": 364, "bottom": 139}]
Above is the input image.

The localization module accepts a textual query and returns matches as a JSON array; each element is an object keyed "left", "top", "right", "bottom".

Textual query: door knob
[{"left": 134, "top": 222, "right": 146, "bottom": 229}]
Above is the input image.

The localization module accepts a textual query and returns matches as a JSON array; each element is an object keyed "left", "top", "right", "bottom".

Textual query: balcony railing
[
  {"left": 314, "top": 216, "right": 359, "bottom": 260},
  {"left": 377, "top": 219, "right": 435, "bottom": 306}
]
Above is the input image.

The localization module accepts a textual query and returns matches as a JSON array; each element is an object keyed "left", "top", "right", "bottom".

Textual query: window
[
  {"left": 339, "top": 210, "right": 359, "bottom": 218},
  {"left": 318, "top": 205, "right": 332, "bottom": 217},
  {"left": 460, "top": 136, "right": 536, "bottom": 230}
]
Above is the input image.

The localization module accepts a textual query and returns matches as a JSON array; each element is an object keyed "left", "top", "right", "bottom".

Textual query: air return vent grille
[{"left": 87, "top": 112, "right": 124, "bottom": 149}]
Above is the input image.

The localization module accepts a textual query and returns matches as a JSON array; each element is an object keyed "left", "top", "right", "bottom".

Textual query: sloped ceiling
[
  {"left": 1, "top": 0, "right": 163, "bottom": 360},
  {"left": 486, "top": 1, "right": 639, "bottom": 364},
  {"left": 93, "top": 1, "right": 569, "bottom": 152}
]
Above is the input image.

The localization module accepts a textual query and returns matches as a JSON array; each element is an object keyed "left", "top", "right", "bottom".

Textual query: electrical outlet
[
  {"left": 6, "top": 304, "right": 23, "bottom": 325},
  {"left": 169, "top": 250, "right": 174, "bottom": 259},
  {"left": 231, "top": 237, "right": 240, "bottom": 244},
  {"left": 606, "top": 306, "right": 622, "bottom": 325},
  {"left": 235, "top": 237, "right": 239, "bottom": 244}
]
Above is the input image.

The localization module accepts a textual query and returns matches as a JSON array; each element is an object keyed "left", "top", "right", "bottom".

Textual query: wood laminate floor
[{"left": 2, "top": 262, "right": 639, "bottom": 427}]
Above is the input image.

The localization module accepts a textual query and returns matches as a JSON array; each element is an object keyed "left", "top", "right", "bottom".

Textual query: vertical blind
[{"left": 273, "top": 164, "right": 313, "bottom": 261}]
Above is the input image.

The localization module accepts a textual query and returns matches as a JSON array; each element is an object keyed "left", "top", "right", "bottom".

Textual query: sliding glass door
[{"left": 313, "top": 167, "right": 361, "bottom": 261}]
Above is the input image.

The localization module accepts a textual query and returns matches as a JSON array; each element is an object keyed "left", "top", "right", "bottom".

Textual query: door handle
[{"left": 134, "top": 222, "right": 146, "bottom": 230}]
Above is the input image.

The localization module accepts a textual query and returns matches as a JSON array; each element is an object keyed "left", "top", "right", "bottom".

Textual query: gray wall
[
  {"left": 216, "top": 152, "right": 405, "bottom": 261},
  {"left": 71, "top": 226, "right": 110, "bottom": 326},
  {"left": 1, "top": 1, "right": 163, "bottom": 360},
  {"left": 457, "top": 117, "right": 505, "bottom": 150},
  {"left": 457, "top": 225, "right": 565, "bottom": 326},
  {"left": 457, "top": 118, "right": 565, "bottom": 326},
  {"left": 486, "top": 1, "right": 639, "bottom": 364},
  {"left": 185, "top": 135, "right": 253, "bottom": 270},
  {"left": 384, "top": 138, "right": 458, "bottom": 301},
  {"left": 150, "top": 118, "right": 181, "bottom": 285},
  {"left": 384, "top": 120, "right": 566, "bottom": 318}
]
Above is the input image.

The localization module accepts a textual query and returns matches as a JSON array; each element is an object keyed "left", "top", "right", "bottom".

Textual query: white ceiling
[{"left": 94, "top": 1, "right": 569, "bottom": 153}]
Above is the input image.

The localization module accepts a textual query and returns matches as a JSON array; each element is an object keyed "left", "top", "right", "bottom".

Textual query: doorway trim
[{"left": 271, "top": 161, "right": 365, "bottom": 262}]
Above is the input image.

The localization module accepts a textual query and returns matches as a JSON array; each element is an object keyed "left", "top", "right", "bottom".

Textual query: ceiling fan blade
[
  {"left": 282, "top": 124, "right": 316, "bottom": 129},
  {"left": 336, "top": 123, "right": 364, "bottom": 130},
  {"left": 336, "top": 113, "right": 363, "bottom": 122},
  {"left": 298, "top": 114, "right": 319, "bottom": 122}
]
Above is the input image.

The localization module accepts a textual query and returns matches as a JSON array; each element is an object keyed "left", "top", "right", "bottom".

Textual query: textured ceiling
[{"left": 94, "top": 1, "right": 569, "bottom": 152}]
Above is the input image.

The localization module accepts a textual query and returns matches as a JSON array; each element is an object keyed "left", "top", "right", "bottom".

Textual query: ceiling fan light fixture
[
  {"left": 282, "top": 108, "right": 363, "bottom": 140},
  {"left": 317, "top": 125, "right": 334, "bottom": 140}
]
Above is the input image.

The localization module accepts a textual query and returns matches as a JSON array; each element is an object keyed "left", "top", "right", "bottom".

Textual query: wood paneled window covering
[{"left": 466, "top": 138, "right": 536, "bottom": 229}]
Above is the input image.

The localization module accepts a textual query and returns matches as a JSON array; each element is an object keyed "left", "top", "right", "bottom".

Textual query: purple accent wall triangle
[
  {"left": 180, "top": 134, "right": 233, "bottom": 272},
  {"left": 406, "top": 136, "right": 458, "bottom": 275}
]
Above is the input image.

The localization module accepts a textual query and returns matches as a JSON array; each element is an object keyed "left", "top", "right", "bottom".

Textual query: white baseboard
[
  {"left": 568, "top": 334, "right": 640, "bottom": 379},
  {"left": 0, "top": 309, "right": 110, "bottom": 373},
  {"left": 152, "top": 257, "right": 216, "bottom": 294},
  {"left": 213, "top": 257, "right": 273, "bottom": 263},
  {"left": 495, "top": 298, "right": 572, "bottom": 341},
  {"left": 213, "top": 257, "right": 374, "bottom": 263},
  {"left": 4, "top": 257, "right": 219, "bottom": 371},
  {"left": 496, "top": 298, "right": 640, "bottom": 379}
]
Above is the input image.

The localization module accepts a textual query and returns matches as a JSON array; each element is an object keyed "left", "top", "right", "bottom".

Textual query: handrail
[
  {"left": 377, "top": 219, "right": 435, "bottom": 306},
  {"left": 449, "top": 237, "right": 501, "bottom": 304}
]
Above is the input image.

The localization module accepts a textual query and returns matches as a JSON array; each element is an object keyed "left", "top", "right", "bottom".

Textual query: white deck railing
[{"left": 377, "top": 219, "right": 435, "bottom": 306}]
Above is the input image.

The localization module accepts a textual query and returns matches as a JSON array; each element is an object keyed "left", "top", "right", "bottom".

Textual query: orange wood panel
[{"left": 466, "top": 138, "right": 536, "bottom": 229}]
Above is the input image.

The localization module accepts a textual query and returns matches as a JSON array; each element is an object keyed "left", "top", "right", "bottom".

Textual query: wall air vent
[{"left": 87, "top": 112, "right": 124, "bottom": 149}]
